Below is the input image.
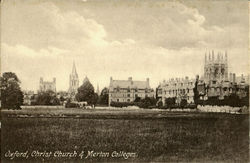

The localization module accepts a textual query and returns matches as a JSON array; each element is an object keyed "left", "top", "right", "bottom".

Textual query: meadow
[{"left": 1, "top": 108, "right": 249, "bottom": 162}]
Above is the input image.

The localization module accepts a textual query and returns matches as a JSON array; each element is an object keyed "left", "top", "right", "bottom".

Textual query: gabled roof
[{"left": 111, "top": 80, "right": 150, "bottom": 89}]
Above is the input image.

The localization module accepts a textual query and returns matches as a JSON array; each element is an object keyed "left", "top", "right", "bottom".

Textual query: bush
[
  {"left": 157, "top": 101, "right": 163, "bottom": 107},
  {"left": 165, "top": 97, "right": 176, "bottom": 107},
  {"left": 65, "top": 100, "right": 79, "bottom": 108},
  {"left": 110, "top": 102, "right": 136, "bottom": 108}
]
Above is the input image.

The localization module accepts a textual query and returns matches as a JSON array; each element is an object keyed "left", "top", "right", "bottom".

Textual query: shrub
[{"left": 65, "top": 99, "right": 80, "bottom": 108}]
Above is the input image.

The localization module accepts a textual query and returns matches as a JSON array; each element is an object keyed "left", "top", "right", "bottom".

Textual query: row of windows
[
  {"left": 165, "top": 82, "right": 193, "bottom": 87},
  {"left": 110, "top": 93, "right": 151, "bottom": 97},
  {"left": 113, "top": 88, "right": 152, "bottom": 93},
  {"left": 111, "top": 99, "right": 131, "bottom": 102},
  {"left": 165, "top": 89, "right": 192, "bottom": 95}
]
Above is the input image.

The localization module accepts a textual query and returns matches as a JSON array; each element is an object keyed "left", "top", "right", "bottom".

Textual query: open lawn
[{"left": 1, "top": 108, "right": 249, "bottom": 162}]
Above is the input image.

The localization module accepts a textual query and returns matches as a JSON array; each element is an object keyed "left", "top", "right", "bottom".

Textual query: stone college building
[{"left": 108, "top": 77, "right": 154, "bottom": 106}]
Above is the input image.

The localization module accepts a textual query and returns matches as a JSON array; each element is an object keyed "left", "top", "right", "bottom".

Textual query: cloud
[
  {"left": 2, "top": 1, "right": 109, "bottom": 50},
  {"left": 1, "top": 0, "right": 248, "bottom": 91},
  {"left": 2, "top": 43, "right": 68, "bottom": 58}
]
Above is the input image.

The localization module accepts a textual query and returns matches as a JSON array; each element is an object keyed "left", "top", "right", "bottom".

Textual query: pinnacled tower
[
  {"left": 68, "top": 61, "right": 79, "bottom": 97},
  {"left": 204, "top": 50, "right": 228, "bottom": 84}
]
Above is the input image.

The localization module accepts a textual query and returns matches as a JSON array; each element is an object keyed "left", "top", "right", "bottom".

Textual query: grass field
[{"left": 1, "top": 108, "right": 249, "bottom": 162}]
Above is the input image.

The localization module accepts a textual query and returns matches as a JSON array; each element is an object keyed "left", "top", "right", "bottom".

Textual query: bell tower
[{"left": 204, "top": 50, "right": 228, "bottom": 84}]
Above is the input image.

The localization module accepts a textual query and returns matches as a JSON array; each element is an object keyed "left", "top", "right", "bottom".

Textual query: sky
[{"left": 1, "top": 0, "right": 249, "bottom": 92}]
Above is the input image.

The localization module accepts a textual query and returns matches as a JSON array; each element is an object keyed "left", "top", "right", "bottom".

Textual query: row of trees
[
  {"left": 110, "top": 97, "right": 157, "bottom": 108},
  {"left": 32, "top": 90, "right": 61, "bottom": 105},
  {"left": 1, "top": 71, "right": 248, "bottom": 109},
  {"left": 0, "top": 72, "right": 110, "bottom": 110},
  {"left": 196, "top": 94, "right": 249, "bottom": 107}
]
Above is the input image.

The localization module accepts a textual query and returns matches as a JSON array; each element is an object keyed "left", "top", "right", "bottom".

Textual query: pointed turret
[
  {"left": 205, "top": 52, "right": 207, "bottom": 63},
  {"left": 212, "top": 50, "right": 214, "bottom": 60},
  {"left": 225, "top": 51, "right": 227, "bottom": 61}
]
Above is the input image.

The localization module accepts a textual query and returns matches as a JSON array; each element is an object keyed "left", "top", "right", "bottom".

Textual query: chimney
[
  {"left": 229, "top": 73, "right": 232, "bottom": 82},
  {"left": 40, "top": 77, "right": 43, "bottom": 83},
  {"left": 241, "top": 74, "right": 245, "bottom": 82},
  {"left": 53, "top": 77, "right": 56, "bottom": 84},
  {"left": 110, "top": 76, "right": 113, "bottom": 82},
  {"left": 128, "top": 77, "right": 132, "bottom": 81},
  {"left": 233, "top": 73, "right": 236, "bottom": 83},
  {"left": 146, "top": 78, "right": 150, "bottom": 87}
]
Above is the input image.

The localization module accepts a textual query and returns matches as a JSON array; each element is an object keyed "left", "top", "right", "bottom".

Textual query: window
[
  {"left": 135, "top": 94, "right": 138, "bottom": 98},
  {"left": 127, "top": 94, "right": 130, "bottom": 97},
  {"left": 117, "top": 99, "right": 119, "bottom": 102},
  {"left": 127, "top": 99, "right": 130, "bottom": 102}
]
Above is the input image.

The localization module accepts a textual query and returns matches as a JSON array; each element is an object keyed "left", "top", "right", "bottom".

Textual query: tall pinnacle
[{"left": 72, "top": 61, "right": 77, "bottom": 75}]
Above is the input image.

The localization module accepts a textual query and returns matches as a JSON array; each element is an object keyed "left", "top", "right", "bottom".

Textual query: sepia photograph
[{"left": 0, "top": 0, "right": 249, "bottom": 162}]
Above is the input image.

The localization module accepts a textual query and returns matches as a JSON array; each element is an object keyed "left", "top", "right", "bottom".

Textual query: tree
[
  {"left": 36, "top": 90, "right": 60, "bottom": 105},
  {"left": 75, "top": 80, "right": 98, "bottom": 105},
  {"left": 0, "top": 72, "right": 24, "bottom": 109},
  {"left": 98, "top": 87, "right": 109, "bottom": 105},
  {"left": 193, "top": 75, "right": 199, "bottom": 105},
  {"left": 138, "top": 97, "right": 157, "bottom": 108},
  {"left": 134, "top": 97, "right": 141, "bottom": 102}
]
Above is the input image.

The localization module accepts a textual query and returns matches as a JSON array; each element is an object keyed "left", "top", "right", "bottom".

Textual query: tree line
[{"left": 0, "top": 72, "right": 110, "bottom": 110}]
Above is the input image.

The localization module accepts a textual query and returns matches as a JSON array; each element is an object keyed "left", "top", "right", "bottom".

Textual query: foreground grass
[{"left": 1, "top": 111, "right": 249, "bottom": 162}]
